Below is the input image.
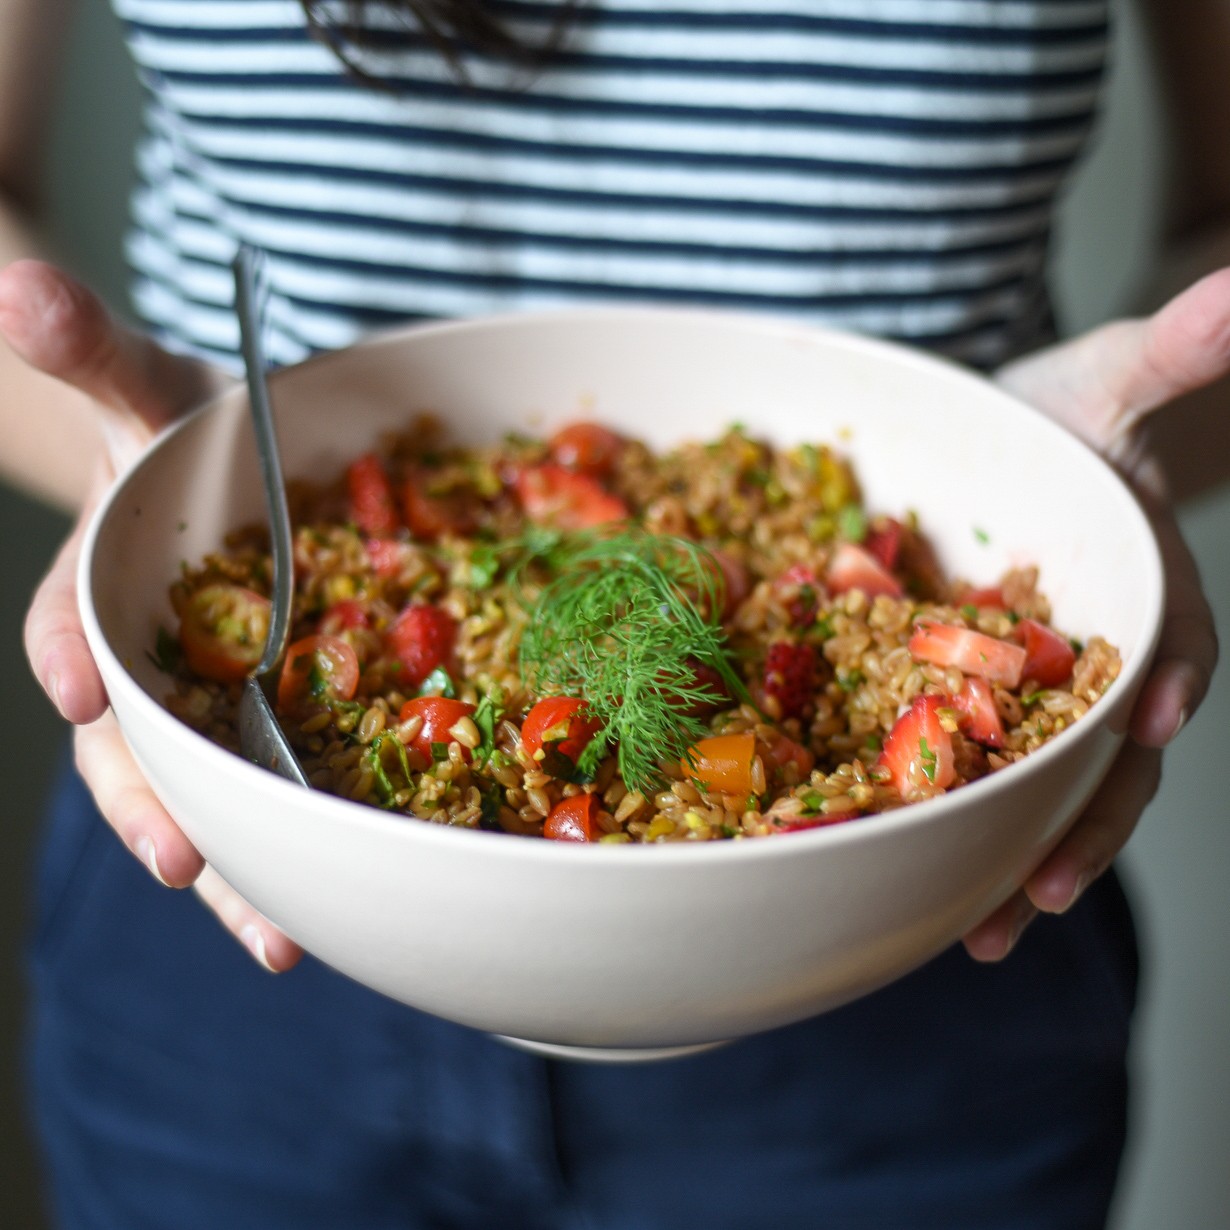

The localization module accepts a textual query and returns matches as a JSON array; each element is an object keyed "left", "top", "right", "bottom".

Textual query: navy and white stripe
[{"left": 113, "top": 0, "right": 1110, "bottom": 371}]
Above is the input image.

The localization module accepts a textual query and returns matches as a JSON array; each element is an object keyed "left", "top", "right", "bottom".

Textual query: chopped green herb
[
  {"left": 430, "top": 741, "right": 451, "bottom": 762},
  {"left": 467, "top": 544, "right": 501, "bottom": 589},
  {"left": 973, "top": 526, "right": 991, "bottom": 545},
  {"left": 961, "top": 604, "right": 978, "bottom": 621},
  {"left": 800, "top": 789, "right": 825, "bottom": 815},
  {"left": 863, "top": 734, "right": 882, "bottom": 753},
  {"left": 837, "top": 668, "right": 865, "bottom": 692},
  {"left": 1021, "top": 690, "right": 1046, "bottom": 706},
  {"left": 919, "top": 736, "right": 938, "bottom": 784},
  {"left": 837, "top": 503, "right": 868, "bottom": 543},
  {"left": 470, "top": 688, "right": 506, "bottom": 768},
  {"left": 145, "top": 625, "right": 182, "bottom": 674},
  {"left": 416, "top": 667, "right": 457, "bottom": 698},
  {"left": 812, "top": 614, "right": 836, "bottom": 641}
]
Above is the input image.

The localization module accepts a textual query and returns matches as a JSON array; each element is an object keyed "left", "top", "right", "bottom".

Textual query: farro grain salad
[{"left": 157, "top": 419, "right": 1120, "bottom": 843}]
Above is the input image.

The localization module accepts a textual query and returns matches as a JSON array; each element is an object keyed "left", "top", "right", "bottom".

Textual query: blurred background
[{"left": 2, "top": 3, "right": 1226, "bottom": 1226}]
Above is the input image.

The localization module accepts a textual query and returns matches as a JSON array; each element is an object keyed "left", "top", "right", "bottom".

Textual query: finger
[
  {"left": 0, "top": 259, "right": 222, "bottom": 467},
  {"left": 24, "top": 482, "right": 109, "bottom": 724},
  {"left": 995, "top": 267, "right": 1230, "bottom": 455},
  {"left": 1127, "top": 504, "right": 1219, "bottom": 747},
  {"left": 194, "top": 865, "right": 305, "bottom": 973},
  {"left": 73, "top": 710, "right": 206, "bottom": 889},
  {"left": 962, "top": 891, "right": 1039, "bottom": 963},
  {"left": 1024, "top": 744, "right": 1163, "bottom": 916}
]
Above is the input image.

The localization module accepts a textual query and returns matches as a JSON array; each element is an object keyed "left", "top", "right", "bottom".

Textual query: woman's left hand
[{"left": 962, "top": 269, "right": 1225, "bottom": 960}]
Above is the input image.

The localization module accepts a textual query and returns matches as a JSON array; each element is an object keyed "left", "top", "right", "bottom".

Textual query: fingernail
[
  {"left": 240, "top": 924, "right": 277, "bottom": 973},
  {"left": 1059, "top": 868, "right": 1094, "bottom": 914},
  {"left": 47, "top": 671, "right": 65, "bottom": 714},
  {"left": 1167, "top": 706, "right": 1189, "bottom": 744},
  {"left": 1003, "top": 901, "right": 1038, "bottom": 957},
  {"left": 134, "top": 835, "right": 170, "bottom": 887}
]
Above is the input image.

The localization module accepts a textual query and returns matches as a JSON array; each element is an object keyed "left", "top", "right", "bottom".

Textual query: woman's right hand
[{"left": 2, "top": 259, "right": 305, "bottom": 972}]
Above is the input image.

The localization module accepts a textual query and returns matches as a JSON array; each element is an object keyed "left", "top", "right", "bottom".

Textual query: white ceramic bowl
[{"left": 80, "top": 309, "right": 1163, "bottom": 1061}]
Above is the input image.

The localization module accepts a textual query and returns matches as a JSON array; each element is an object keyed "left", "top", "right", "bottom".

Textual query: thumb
[
  {"left": 0, "top": 259, "right": 222, "bottom": 468},
  {"left": 996, "top": 266, "right": 1230, "bottom": 463}
]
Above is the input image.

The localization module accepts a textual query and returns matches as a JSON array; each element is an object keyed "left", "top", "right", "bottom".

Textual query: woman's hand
[
  {"left": 3, "top": 259, "right": 305, "bottom": 972},
  {"left": 962, "top": 269, "right": 1225, "bottom": 960}
]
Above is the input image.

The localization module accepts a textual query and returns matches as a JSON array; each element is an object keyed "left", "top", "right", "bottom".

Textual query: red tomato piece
[
  {"left": 952, "top": 676, "right": 1006, "bottom": 749},
  {"left": 277, "top": 635, "right": 360, "bottom": 713},
  {"left": 515, "top": 463, "right": 629, "bottom": 530},
  {"left": 521, "top": 696, "right": 601, "bottom": 768},
  {"left": 365, "top": 537, "right": 411, "bottom": 577},
  {"left": 683, "top": 732, "right": 757, "bottom": 797},
  {"left": 543, "top": 793, "right": 600, "bottom": 842},
  {"left": 759, "top": 729, "right": 815, "bottom": 783},
  {"left": 548, "top": 422, "right": 625, "bottom": 477},
  {"left": 908, "top": 620, "right": 1027, "bottom": 688},
  {"left": 863, "top": 517, "right": 903, "bottom": 570},
  {"left": 386, "top": 604, "right": 458, "bottom": 690},
  {"left": 178, "top": 583, "right": 271, "bottom": 685},
  {"left": 775, "top": 563, "right": 823, "bottom": 627},
  {"left": 1016, "top": 618, "right": 1077, "bottom": 687},
  {"left": 826, "top": 542, "right": 903, "bottom": 599},
  {"left": 703, "top": 548, "right": 750, "bottom": 621},
  {"left": 346, "top": 452, "right": 400, "bottom": 536},
  {"left": 877, "top": 694, "right": 956, "bottom": 799},
  {"left": 319, "top": 599, "right": 370, "bottom": 636},
  {"left": 397, "top": 696, "right": 478, "bottom": 763},
  {"left": 401, "top": 471, "right": 476, "bottom": 542}
]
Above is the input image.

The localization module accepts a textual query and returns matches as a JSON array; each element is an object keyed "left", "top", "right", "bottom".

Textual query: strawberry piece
[
  {"left": 952, "top": 676, "right": 1005, "bottom": 748},
  {"left": 763, "top": 641, "right": 820, "bottom": 721},
  {"left": 877, "top": 694, "right": 956, "bottom": 799},
  {"left": 319, "top": 599, "right": 370, "bottom": 636},
  {"left": 957, "top": 585, "right": 1007, "bottom": 611},
  {"left": 908, "top": 620, "right": 1026, "bottom": 688},
  {"left": 401, "top": 469, "right": 477, "bottom": 542},
  {"left": 385, "top": 603, "right": 458, "bottom": 690},
  {"left": 548, "top": 422, "right": 625, "bottom": 477},
  {"left": 346, "top": 452, "right": 400, "bottom": 536},
  {"left": 1016, "top": 618, "right": 1077, "bottom": 687},
  {"left": 826, "top": 542, "right": 903, "bottom": 599},
  {"left": 759, "top": 728, "right": 816, "bottom": 783}
]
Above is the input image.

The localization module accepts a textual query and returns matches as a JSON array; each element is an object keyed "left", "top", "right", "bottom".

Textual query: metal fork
[{"left": 232, "top": 245, "right": 310, "bottom": 787}]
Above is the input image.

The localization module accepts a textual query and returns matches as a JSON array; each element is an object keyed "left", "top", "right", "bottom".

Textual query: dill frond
[{"left": 518, "top": 530, "right": 748, "bottom": 791}]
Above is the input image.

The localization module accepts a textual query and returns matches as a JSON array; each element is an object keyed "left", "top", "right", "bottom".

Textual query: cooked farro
[{"left": 160, "top": 420, "right": 1120, "bottom": 843}]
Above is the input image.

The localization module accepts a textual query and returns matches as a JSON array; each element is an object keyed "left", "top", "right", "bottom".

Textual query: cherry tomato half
[
  {"left": 547, "top": 422, "right": 625, "bottom": 477},
  {"left": 520, "top": 696, "right": 601, "bottom": 768},
  {"left": 178, "top": 583, "right": 271, "bottom": 685},
  {"left": 277, "top": 635, "right": 360, "bottom": 713},
  {"left": 514, "top": 463, "right": 628, "bottom": 531},
  {"left": 543, "top": 793, "right": 600, "bottom": 842},
  {"left": 397, "top": 696, "right": 478, "bottom": 763}
]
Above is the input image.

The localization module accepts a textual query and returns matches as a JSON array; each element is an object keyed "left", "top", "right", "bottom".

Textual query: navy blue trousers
[{"left": 25, "top": 767, "right": 1138, "bottom": 1229}]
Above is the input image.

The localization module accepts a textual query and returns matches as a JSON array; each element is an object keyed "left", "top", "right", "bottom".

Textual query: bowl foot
[{"left": 495, "top": 1035, "right": 728, "bottom": 1064}]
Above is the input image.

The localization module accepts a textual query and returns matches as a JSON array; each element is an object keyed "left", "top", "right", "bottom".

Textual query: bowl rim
[{"left": 78, "top": 305, "right": 1167, "bottom": 868}]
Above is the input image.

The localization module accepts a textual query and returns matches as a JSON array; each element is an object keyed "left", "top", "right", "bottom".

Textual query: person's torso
[{"left": 113, "top": 0, "right": 1111, "bottom": 370}]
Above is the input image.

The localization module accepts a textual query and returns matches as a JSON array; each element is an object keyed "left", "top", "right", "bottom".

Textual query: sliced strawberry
[
  {"left": 677, "top": 658, "right": 731, "bottom": 717},
  {"left": 1016, "top": 618, "right": 1077, "bottom": 687},
  {"left": 863, "top": 516, "right": 903, "bottom": 570},
  {"left": 515, "top": 463, "right": 629, "bottom": 531},
  {"left": 952, "top": 676, "right": 1005, "bottom": 748},
  {"left": 826, "top": 542, "right": 903, "bottom": 599},
  {"left": 877, "top": 694, "right": 956, "bottom": 799},
  {"left": 346, "top": 452, "right": 400, "bottom": 536},
  {"left": 386, "top": 603, "right": 458, "bottom": 690},
  {"left": 763, "top": 641, "right": 820, "bottom": 721},
  {"left": 957, "top": 584, "right": 1007, "bottom": 611},
  {"left": 908, "top": 620, "right": 1026, "bottom": 689}
]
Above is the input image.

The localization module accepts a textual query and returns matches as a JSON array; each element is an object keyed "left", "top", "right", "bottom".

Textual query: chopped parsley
[
  {"left": 919, "top": 736, "right": 938, "bottom": 784},
  {"left": 145, "top": 625, "right": 182, "bottom": 675},
  {"left": 416, "top": 667, "right": 457, "bottom": 698},
  {"left": 837, "top": 503, "right": 868, "bottom": 543}
]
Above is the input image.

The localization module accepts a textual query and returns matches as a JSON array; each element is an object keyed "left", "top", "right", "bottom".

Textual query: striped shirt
[{"left": 112, "top": 0, "right": 1111, "bottom": 372}]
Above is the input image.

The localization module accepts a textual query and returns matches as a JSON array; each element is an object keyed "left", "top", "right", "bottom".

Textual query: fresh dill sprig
[{"left": 517, "top": 530, "right": 749, "bottom": 792}]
